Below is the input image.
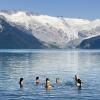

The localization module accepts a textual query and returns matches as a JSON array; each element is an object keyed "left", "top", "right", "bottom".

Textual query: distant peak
[{"left": 0, "top": 10, "right": 40, "bottom": 16}]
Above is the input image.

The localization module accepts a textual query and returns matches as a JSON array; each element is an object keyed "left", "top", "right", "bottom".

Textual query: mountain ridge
[
  {"left": 0, "top": 17, "right": 45, "bottom": 49},
  {"left": 0, "top": 10, "right": 100, "bottom": 49}
]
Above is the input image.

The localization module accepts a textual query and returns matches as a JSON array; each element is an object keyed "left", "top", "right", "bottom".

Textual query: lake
[{"left": 0, "top": 49, "right": 100, "bottom": 100}]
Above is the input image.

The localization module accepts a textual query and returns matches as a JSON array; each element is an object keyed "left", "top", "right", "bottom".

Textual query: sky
[{"left": 0, "top": 0, "right": 100, "bottom": 20}]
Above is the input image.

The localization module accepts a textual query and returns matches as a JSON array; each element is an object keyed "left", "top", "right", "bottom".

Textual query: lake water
[{"left": 0, "top": 49, "right": 100, "bottom": 100}]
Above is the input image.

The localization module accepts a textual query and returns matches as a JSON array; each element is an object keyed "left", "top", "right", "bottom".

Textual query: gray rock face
[
  {"left": 0, "top": 18, "right": 45, "bottom": 49},
  {"left": 0, "top": 11, "right": 100, "bottom": 49},
  {"left": 77, "top": 35, "right": 100, "bottom": 49}
]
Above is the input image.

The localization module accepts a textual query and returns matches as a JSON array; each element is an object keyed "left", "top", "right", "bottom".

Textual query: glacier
[{"left": 0, "top": 10, "right": 100, "bottom": 48}]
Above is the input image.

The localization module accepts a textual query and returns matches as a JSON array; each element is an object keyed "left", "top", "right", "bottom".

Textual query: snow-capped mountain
[
  {"left": 0, "top": 17, "right": 45, "bottom": 49},
  {"left": 77, "top": 35, "right": 100, "bottom": 49},
  {"left": 0, "top": 10, "right": 100, "bottom": 48}
]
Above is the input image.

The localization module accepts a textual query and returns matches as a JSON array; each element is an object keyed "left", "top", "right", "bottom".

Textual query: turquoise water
[{"left": 0, "top": 49, "right": 100, "bottom": 100}]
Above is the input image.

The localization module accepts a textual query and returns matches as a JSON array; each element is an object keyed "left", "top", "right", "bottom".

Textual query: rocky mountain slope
[
  {"left": 0, "top": 17, "right": 45, "bottom": 49},
  {"left": 0, "top": 10, "right": 100, "bottom": 49}
]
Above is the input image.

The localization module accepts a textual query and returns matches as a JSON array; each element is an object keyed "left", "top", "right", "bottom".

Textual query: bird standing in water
[
  {"left": 45, "top": 78, "right": 52, "bottom": 91},
  {"left": 35, "top": 77, "right": 40, "bottom": 85},
  {"left": 75, "top": 75, "right": 82, "bottom": 88},
  {"left": 56, "top": 78, "right": 61, "bottom": 85},
  {"left": 19, "top": 78, "right": 23, "bottom": 88}
]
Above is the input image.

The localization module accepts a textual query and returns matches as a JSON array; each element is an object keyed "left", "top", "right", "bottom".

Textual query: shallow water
[{"left": 0, "top": 49, "right": 100, "bottom": 100}]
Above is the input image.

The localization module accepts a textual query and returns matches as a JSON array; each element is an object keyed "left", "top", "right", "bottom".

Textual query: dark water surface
[{"left": 0, "top": 49, "right": 100, "bottom": 100}]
